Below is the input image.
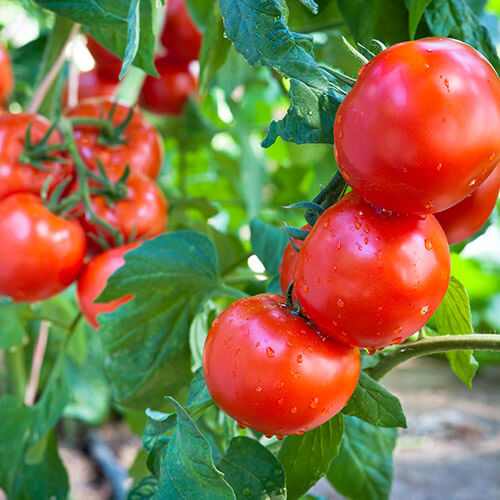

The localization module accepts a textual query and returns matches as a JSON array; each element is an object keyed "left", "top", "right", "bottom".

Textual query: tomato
[
  {"left": 0, "top": 193, "right": 86, "bottom": 302},
  {"left": 66, "top": 98, "right": 163, "bottom": 179},
  {"left": 140, "top": 56, "right": 197, "bottom": 115},
  {"left": 0, "top": 44, "right": 13, "bottom": 106},
  {"left": 0, "top": 113, "right": 72, "bottom": 201},
  {"left": 294, "top": 191, "right": 450, "bottom": 349},
  {"left": 279, "top": 225, "right": 310, "bottom": 298},
  {"left": 62, "top": 69, "right": 118, "bottom": 108},
  {"left": 77, "top": 243, "right": 138, "bottom": 328},
  {"left": 203, "top": 294, "right": 360, "bottom": 436},
  {"left": 86, "top": 36, "right": 122, "bottom": 81},
  {"left": 334, "top": 37, "right": 500, "bottom": 215},
  {"left": 77, "top": 167, "right": 167, "bottom": 248},
  {"left": 435, "top": 166, "right": 500, "bottom": 245},
  {"left": 161, "top": 0, "right": 203, "bottom": 64}
]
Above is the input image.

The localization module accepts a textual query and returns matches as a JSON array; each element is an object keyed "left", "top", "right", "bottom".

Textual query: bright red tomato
[
  {"left": 203, "top": 294, "right": 360, "bottom": 437},
  {"left": 0, "top": 113, "right": 73, "bottom": 201},
  {"left": 62, "top": 69, "right": 118, "bottom": 109},
  {"left": 77, "top": 167, "right": 167, "bottom": 248},
  {"left": 334, "top": 37, "right": 500, "bottom": 215},
  {"left": 86, "top": 36, "right": 122, "bottom": 81},
  {"left": 140, "top": 56, "right": 198, "bottom": 115},
  {"left": 161, "top": 0, "right": 203, "bottom": 64},
  {"left": 77, "top": 243, "right": 139, "bottom": 328},
  {"left": 435, "top": 166, "right": 500, "bottom": 245},
  {"left": 295, "top": 191, "right": 451, "bottom": 349},
  {"left": 0, "top": 44, "right": 13, "bottom": 106},
  {"left": 279, "top": 225, "right": 310, "bottom": 298},
  {"left": 0, "top": 193, "right": 86, "bottom": 302},
  {"left": 66, "top": 98, "right": 163, "bottom": 179}
]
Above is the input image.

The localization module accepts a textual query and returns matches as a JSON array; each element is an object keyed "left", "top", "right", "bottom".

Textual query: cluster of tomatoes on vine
[
  {"left": 75, "top": 0, "right": 200, "bottom": 114},
  {"left": 203, "top": 37, "right": 500, "bottom": 438}
]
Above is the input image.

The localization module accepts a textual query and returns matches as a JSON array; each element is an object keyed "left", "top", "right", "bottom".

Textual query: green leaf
[
  {"left": 217, "top": 437, "right": 286, "bottom": 499},
  {"left": 338, "top": 0, "right": 409, "bottom": 45},
  {"left": 342, "top": 372, "right": 407, "bottom": 428},
  {"left": 156, "top": 398, "right": 235, "bottom": 499},
  {"left": 119, "top": 0, "right": 141, "bottom": 79},
  {"left": 327, "top": 416, "right": 397, "bottom": 500},
  {"left": 189, "top": 303, "right": 212, "bottom": 372},
  {"left": 0, "top": 298, "right": 31, "bottom": 349},
  {"left": 186, "top": 0, "right": 215, "bottom": 30},
  {"left": 407, "top": 0, "right": 433, "bottom": 39},
  {"left": 432, "top": 276, "right": 478, "bottom": 387},
  {"left": 297, "top": 0, "right": 319, "bottom": 15},
  {"left": 128, "top": 475, "right": 158, "bottom": 500},
  {"left": 218, "top": 0, "right": 341, "bottom": 145},
  {"left": 250, "top": 218, "right": 289, "bottom": 275},
  {"left": 199, "top": 2, "right": 231, "bottom": 93},
  {"left": 98, "top": 232, "right": 221, "bottom": 408},
  {"left": 423, "top": 0, "right": 500, "bottom": 73},
  {"left": 278, "top": 415, "right": 344, "bottom": 500}
]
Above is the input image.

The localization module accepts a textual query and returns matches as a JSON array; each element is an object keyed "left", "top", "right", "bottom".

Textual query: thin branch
[{"left": 24, "top": 320, "right": 50, "bottom": 406}]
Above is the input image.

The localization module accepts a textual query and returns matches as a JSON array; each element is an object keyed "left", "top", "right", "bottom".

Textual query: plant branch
[
  {"left": 24, "top": 320, "right": 50, "bottom": 406},
  {"left": 368, "top": 334, "right": 500, "bottom": 381}
]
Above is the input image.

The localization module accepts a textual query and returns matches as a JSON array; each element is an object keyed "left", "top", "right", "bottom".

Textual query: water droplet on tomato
[
  {"left": 297, "top": 354, "right": 303, "bottom": 363},
  {"left": 436, "top": 163, "right": 443, "bottom": 171},
  {"left": 392, "top": 336, "right": 403, "bottom": 345},
  {"left": 276, "top": 381, "right": 284, "bottom": 389},
  {"left": 336, "top": 298, "right": 344, "bottom": 308},
  {"left": 424, "top": 63, "right": 430, "bottom": 69},
  {"left": 276, "top": 435, "right": 285, "bottom": 441},
  {"left": 290, "top": 407, "right": 297, "bottom": 414},
  {"left": 339, "top": 130, "right": 344, "bottom": 139},
  {"left": 308, "top": 346, "right": 314, "bottom": 352},
  {"left": 364, "top": 237, "right": 369, "bottom": 244},
  {"left": 256, "top": 341, "right": 260, "bottom": 347},
  {"left": 354, "top": 217, "right": 362, "bottom": 229},
  {"left": 303, "top": 284, "right": 309, "bottom": 293},
  {"left": 425, "top": 239, "right": 433, "bottom": 250},
  {"left": 421, "top": 305, "right": 429, "bottom": 315},
  {"left": 425, "top": 200, "right": 434, "bottom": 210},
  {"left": 367, "top": 347, "right": 377, "bottom": 355},
  {"left": 266, "top": 346, "right": 275, "bottom": 358},
  {"left": 286, "top": 340, "right": 293, "bottom": 347},
  {"left": 394, "top": 326, "right": 403, "bottom": 335},
  {"left": 337, "top": 241, "right": 342, "bottom": 250},
  {"left": 310, "top": 397, "right": 319, "bottom": 409},
  {"left": 376, "top": 250, "right": 383, "bottom": 260},
  {"left": 256, "top": 386, "right": 263, "bottom": 392},
  {"left": 277, "top": 398, "right": 284, "bottom": 405},
  {"left": 237, "top": 422, "right": 247, "bottom": 429},
  {"left": 292, "top": 371, "right": 299, "bottom": 379},
  {"left": 469, "top": 179, "right": 477, "bottom": 187},
  {"left": 296, "top": 430, "right": 305, "bottom": 436}
]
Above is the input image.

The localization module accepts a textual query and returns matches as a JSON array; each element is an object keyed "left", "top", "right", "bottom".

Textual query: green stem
[
  {"left": 368, "top": 334, "right": 500, "bottom": 381},
  {"left": 68, "top": 118, "right": 115, "bottom": 137},
  {"left": 4, "top": 347, "right": 27, "bottom": 401}
]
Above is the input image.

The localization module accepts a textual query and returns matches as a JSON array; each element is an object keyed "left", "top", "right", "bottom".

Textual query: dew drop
[
  {"left": 337, "top": 241, "right": 342, "bottom": 250},
  {"left": 277, "top": 398, "right": 284, "bottom": 405},
  {"left": 469, "top": 179, "right": 477, "bottom": 187},
  {"left": 303, "top": 284, "right": 309, "bottom": 293},
  {"left": 339, "top": 130, "right": 344, "bottom": 139},
  {"left": 425, "top": 200, "right": 434, "bottom": 210},
  {"left": 286, "top": 340, "right": 293, "bottom": 347},
  {"left": 256, "top": 386, "right": 262, "bottom": 392},
  {"left": 376, "top": 250, "right": 383, "bottom": 260},
  {"left": 482, "top": 168, "right": 488, "bottom": 176},
  {"left": 310, "top": 397, "right": 319, "bottom": 409},
  {"left": 256, "top": 341, "right": 260, "bottom": 347},
  {"left": 424, "top": 63, "right": 430, "bottom": 69},
  {"left": 321, "top": 408, "right": 328, "bottom": 416},
  {"left": 276, "top": 381, "right": 284, "bottom": 389},
  {"left": 354, "top": 218, "right": 362, "bottom": 229},
  {"left": 292, "top": 371, "right": 299, "bottom": 379},
  {"left": 364, "top": 226, "right": 371, "bottom": 233},
  {"left": 392, "top": 337, "right": 403, "bottom": 345},
  {"left": 238, "top": 422, "right": 247, "bottom": 429},
  {"left": 421, "top": 305, "right": 429, "bottom": 315},
  {"left": 265, "top": 434, "right": 273, "bottom": 439},
  {"left": 394, "top": 326, "right": 403, "bottom": 335},
  {"left": 436, "top": 163, "right": 443, "bottom": 171},
  {"left": 376, "top": 331, "right": 381, "bottom": 336},
  {"left": 266, "top": 346, "right": 275, "bottom": 358},
  {"left": 290, "top": 407, "right": 298, "bottom": 414},
  {"left": 308, "top": 346, "right": 314, "bottom": 352},
  {"left": 425, "top": 239, "right": 433, "bottom": 251},
  {"left": 336, "top": 298, "right": 344, "bottom": 308},
  {"left": 364, "top": 237, "right": 369, "bottom": 244},
  {"left": 367, "top": 347, "right": 377, "bottom": 355},
  {"left": 297, "top": 354, "right": 304, "bottom": 364},
  {"left": 296, "top": 430, "right": 305, "bottom": 436},
  {"left": 332, "top": 320, "right": 338, "bottom": 327},
  {"left": 444, "top": 78, "right": 450, "bottom": 91},
  {"left": 276, "top": 435, "right": 285, "bottom": 441}
]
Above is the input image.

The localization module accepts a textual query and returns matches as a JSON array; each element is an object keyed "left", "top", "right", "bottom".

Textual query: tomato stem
[
  {"left": 367, "top": 334, "right": 500, "bottom": 381},
  {"left": 24, "top": 320, "right": 50, "bottom": 406},
  {"left": 4, "top": 347, "right": 27, "bottom": 401}
]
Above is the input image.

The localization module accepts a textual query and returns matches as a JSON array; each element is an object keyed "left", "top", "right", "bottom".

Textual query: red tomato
[
  {"left": 435, "top": 166, "right": 500, "bottom": 245},
  {"left": 86, "top": 36, "right": 122, "bottom": 81},
  {"left": 0, "top": 44, "right": 13, "bottom": 105},
  {"left": 77, "top": 243, "right": 138, "bottom": 328},
  {"left": 203, "top": 294, "right": 360, "bottom": 436},
  {"left": 295, "top": 191, "right": 451, "bottom": 349},
  {"left": 66, "top": 98, "right": 163, "bottom": 179},
  {"left": 0, "top": 193, "right": 86, "bottom": 302},
  {"left": 279, "top": 225, "right": 311, "bottom": 298},
  {"left": 334, "top": 37, "right": 500, "bottom": 214},
  {"left": 62, "top": 69, "right": 118, "bottom": 108},
  {"left": 140, "top": 56, "right": 197, "bottom": 115},
  {"left": 161, "top": 0, "right": 203, "bottom": 64},
  {"left": 0, "top": 113, "right": 72, "bottom": 201},
  {"left": 77, "top": 167, "right": 167, "bottom": 248}
]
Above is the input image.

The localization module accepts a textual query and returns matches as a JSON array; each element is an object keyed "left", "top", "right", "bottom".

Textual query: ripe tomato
[
  {"left": 279, "top": 225, "right": 310, "bottom": 298},
  {"left": 0, "top": 113, "right": 72, "bottom": 201},
  {"left": 62, "top": 69, "right": 118, "bottom": 109},
  {"left": 295, "top": 191, "right": 450, "bottom": 349},
  {"left": 140, "top": 56, "right": 197, "bottom": 115},
  {"left": 0, "top": 44, "right": 13, "bottom": 105},
  {"left": 435, "top": 166, "right": 500, "bottom": 245},
  {"left": 334, "top": 37, "right": 500, "bottom": 214},
  {"left": 78, "top": 167, "right": 167, "bottom": 248},
  {"left": 86, "top": 36, "right": 122, "bottom": 81},
  {"left": 66, "top": 98, "right": 163, "bottom": 179},
  {"left": 0, "top": 193, "right": 86, "bottom": 302},
  {"left": 203, "top": 294, "right": 360, "bottom": 437},
  {"left": 77, "top": 243, "right": 139, "bottom": 328},
  {"left": 161, "top": 0, "right": 203, "bottom": 64}
]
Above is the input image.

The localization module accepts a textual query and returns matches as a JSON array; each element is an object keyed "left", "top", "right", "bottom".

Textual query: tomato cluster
[
  {"left": 0, "top": 95, "right": 168, "bottom": 329},
  {"left": 203, "top": 37, "right": 500, "bottom": 437}
]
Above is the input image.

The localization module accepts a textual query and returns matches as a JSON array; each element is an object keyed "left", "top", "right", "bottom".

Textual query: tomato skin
[
  {"left": 161, "top": 0, "right": 202, "bottom": 64},
  {"left": 0, "top": 44, "right": 13, "bottom": 105},
  {"left": 86, "top": 36, "right": 122, "bottom": 81},
  {"left": 140, "top": 56, "right": 197, "bottom": 115},
  {"left": 295, "top": 191, "right": 451, "bottom": 349},
  {"left": 77, "top": 167, "right": 167, "bottom": 248},
  {"left": 66, "top": 98, "right": 163, "bottom": 179},
  {"left": 203, "top": 294, "right": 360, "bottom": 436},
  {"left": 279, "top": 225, "right": 310, "bottom": 297},
  {"left": 435, "top": 166, "right": 500, "bottom": 245},
  {"left": 0, "top": 113, "right": 72, "bottom": 201},
  {"left": 334, "top": 37, "right": 500, "bottom": 215},
  {"left": 77, "top": 243, "right": 138, "bottom": 328},
  {"left": 0, "top": 194, "right": 86, "bottom": 302},
  {"left": 63, "top": 69, "right": 118, "bottom": 108}
]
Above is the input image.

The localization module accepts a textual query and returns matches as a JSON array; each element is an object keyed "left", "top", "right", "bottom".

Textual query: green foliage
[
  {"left": 407, "top": 0, "right": 434, "bottom": 38},
  {"left": 0, "top": 299, "right": 31, "bottom": 349},
  {"left": 250, "top": 218, "right": 289, "bottom": 276}
]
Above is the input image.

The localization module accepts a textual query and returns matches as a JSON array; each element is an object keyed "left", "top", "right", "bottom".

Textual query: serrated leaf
[
  {"left": 327, "top": 416, "right": 397, "bottom": 500},
  {"left": 217, "top": 437, "right": 286, "bottom": 499},
  {"left": 342, "top": 372, "right": 407, "bottom": 428},
  {"left": 128, "top": 475, "right": 158, "bottom": 500},
  {"left": 432, "top": 276, "right": 478, "bottom": 387},
  {"left": 407, "top": 0, "right": 433, "bottom": 38},
  {"left": 98, "top": 232, "right": 221, "bottom": 408},
  {"left": 0, "top": 298, "right": 31, "bottom": 349},
  {"left": 119, "top": 0, "right": 141, "bottom": 78},
  {"left": 250, "top": 218, "right": 289, "bottom": 276},
  {"left": 278, "top": 415, "right": 344, "bottom": 500}
]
